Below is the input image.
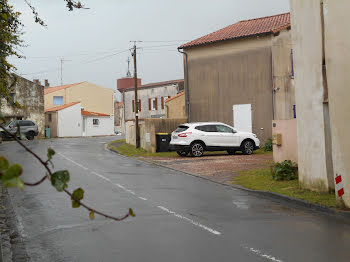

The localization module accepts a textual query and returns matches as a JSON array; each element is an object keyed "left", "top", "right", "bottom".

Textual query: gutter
[{"left": 177, "top": 48, "right": 190, "bottom": 122}]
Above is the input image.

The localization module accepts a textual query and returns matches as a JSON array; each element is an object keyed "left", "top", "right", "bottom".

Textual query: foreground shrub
[
  {"left": 264, "top": 138, "right": 273, "bottom": 152},
  {"left": 271, "top": 160, "right": 298, "bottom": 181}
]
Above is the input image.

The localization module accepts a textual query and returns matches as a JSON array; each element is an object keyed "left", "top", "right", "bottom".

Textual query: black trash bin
[{"left": 156, "top": 133, "right": 171, "bottom": 152}]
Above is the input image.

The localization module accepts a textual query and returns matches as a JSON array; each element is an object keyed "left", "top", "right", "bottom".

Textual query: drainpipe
[
  {"left": 177, "top": 48, "right": 190, "bottom": 122},
  {"left": 165, "top": 104, "right": 169, "bottom": 118}
]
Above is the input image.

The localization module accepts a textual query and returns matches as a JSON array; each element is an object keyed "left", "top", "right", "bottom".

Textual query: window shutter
[
  {"left": 155, "top": 97, "right": 158, "bottom": 110},
  {"left": 138, "top": 100, "right": 141, "bottom": 112},
  {"left": 132, "top": 100, "right": 135, "bottom": 112},
  {"left": 149, "top": 98, "right": 151, "bottom": 110},
  {"left": 161, "top": 97, "right": 164, "bottom": 109}
]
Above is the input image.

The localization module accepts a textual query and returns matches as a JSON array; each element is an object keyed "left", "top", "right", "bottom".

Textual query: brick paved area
[{"left": 143, "top": 152, "right": 273, "bottom": 184}]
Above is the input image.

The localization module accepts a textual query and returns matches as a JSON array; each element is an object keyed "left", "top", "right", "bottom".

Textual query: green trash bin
[
  {"left": 45, "top": 127, "right": 50, "bottom": 138},
  {"left": 156, "top": 133, "right": 171, "bottom": 152}
]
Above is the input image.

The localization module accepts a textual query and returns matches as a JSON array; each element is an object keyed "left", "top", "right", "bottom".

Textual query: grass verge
[
  {"left": 108, "top": 140, "right": 271, "bottom": 158},
  {"left": 108, "top": 139, "right": 177, "bottom": 157},
  {"left": 233, "top": 168, "right": 337, "bottom": 208}
]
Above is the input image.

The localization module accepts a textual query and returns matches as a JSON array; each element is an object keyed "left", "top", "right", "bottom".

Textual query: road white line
[
  {"left": 58, "top": 153, "right": 89, "bottom": 170},
  {"left": 115, "top": 184, "right": 125, "bottom": 189},
  {"left": 139, "top": 197, "right": 148, "bottom": 201},
  {"left": 243, "top": 246, "right": 284, "bottom": 262},
  {"left": 157, "top": 206, "right": 221, "bottom": 236},
  {"left": 91, "top": 171, "right": 110, "bottom": 182},
  {"left": 125, "top": 189, "right": 136, "bottom": 195}
]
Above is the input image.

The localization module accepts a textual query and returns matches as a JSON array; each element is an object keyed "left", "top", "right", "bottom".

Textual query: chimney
[
  {"left": 44, "top": 79, "right": 50, "bottom": 89},
  {"left": 33, "top": 79, "right": 41, "bottom": 85}
]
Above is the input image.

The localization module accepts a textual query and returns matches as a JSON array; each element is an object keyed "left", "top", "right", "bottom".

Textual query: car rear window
[{"left": 174, "top": 125, "right": 189, "bottom": 133}]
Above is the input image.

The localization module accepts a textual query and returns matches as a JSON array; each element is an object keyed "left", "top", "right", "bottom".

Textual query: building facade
[
  {"left": 165, "top": 91, "right": 186, "bottom": 119},
  {"left": 179, "top": 13, "right": 294, "bottom": 143},
  {"left": 45, "top": 102, "right": 114, "bottom": 137},
  {"left": 121, "top": 79, "right": 184, "bottom": 122},
  {"left": 44, "top": 81, "right": 115, "bottom": 137},
  {"left": 290, "top": 0, "right": 350, "bottom": 206},
  {"left": 44, "top": 81, "right": 114, "bottom": 116},
  {"left": 0, "top": 75, "right": 45, "bottom": 136}
]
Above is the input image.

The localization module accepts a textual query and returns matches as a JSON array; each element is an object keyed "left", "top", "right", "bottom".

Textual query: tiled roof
[
  {"left": 44, "top": 82, "right": 85, "bottom": 95},
  {"left": 81, "top": 110, "right": 110, "bottom": 117},
  {"left": 165, "top": 91, "right": 185, "bottom": 103},
  {"left": 179, "top": 13, "right": 290, "bottom": 49},
  {"left": 45, "top": 102, "right": 80, "bottom": 112},
  {"left": 123, "top": 79, "right": 184, "bottom": 91}
]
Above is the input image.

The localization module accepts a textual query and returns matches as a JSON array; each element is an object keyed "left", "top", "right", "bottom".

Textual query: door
[
  {"left": 233, "top": 104, "right": 252, "bottom": 133},
  {"left": 196, "top": 125, "right": 220, "bottom": 146},
  {"left": 215, "top": 124, "right": 240, "bottom": 147}
]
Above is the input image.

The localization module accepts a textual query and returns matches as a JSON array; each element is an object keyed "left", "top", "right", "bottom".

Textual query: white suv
[{"left": 169, "top": 122, "right": 260, "bottom": 157}]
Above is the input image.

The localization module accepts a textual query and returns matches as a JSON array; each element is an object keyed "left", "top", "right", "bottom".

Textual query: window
[
  {"left": 7, "top": 92, "right": 16, "bottom": 105},
  {"left": 216, "top": 125, "right": 234, "bottom": 133},
  {"left": 175, "top": 125, "right": 189, "bottom": 133},
  {"left": 149, "top": 98, "right": 158, "bottom": 110},
  {"left": 161, "top": 96, "right": 169, "bottom": 109},
  {"left": 195, "top": 125, "right": 217, "bottom": 132},
  {"left": 93, "top": 119, "right": 100, "bottom": 126},
  {"left": 53, "top": 96, "right": 64, "bottom": 105},
  {"left": 48, "top": 113, "right": 52, "bottom": 122},
  {"left": 19, "top": 120, "right": 34, "bottom": 127}
]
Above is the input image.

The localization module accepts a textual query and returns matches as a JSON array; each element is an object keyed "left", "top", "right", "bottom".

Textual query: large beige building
[
  {"left": 290, "top": 0, "right": 350, "bottom": 206},
  {"left": 179, "top": 13, "right": 294, "bottom": 143},
  {"left": 44, "top": 81, "right": 114, "bottom": 116}
]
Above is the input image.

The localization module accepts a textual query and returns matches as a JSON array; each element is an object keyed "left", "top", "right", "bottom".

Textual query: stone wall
[{"left": 1, "top": 75, "right": 45, "bottom": 136}]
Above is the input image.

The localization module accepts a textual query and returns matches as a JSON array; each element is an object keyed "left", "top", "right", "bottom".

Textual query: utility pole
[{"left": 132, "top": 42, "right": 140, "bottom": 148}]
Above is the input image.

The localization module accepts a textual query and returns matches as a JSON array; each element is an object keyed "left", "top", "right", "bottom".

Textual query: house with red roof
[
  {"left": 178, "top": 12, "right": 295, "bottom": 143},
  {"left": 44, "top": 81, "right": 115, "bottom": 137}
]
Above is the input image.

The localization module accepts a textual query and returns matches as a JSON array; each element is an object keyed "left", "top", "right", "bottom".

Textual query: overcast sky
[{"left": 10, "top": 0, "right": 289, "bottom": 100}]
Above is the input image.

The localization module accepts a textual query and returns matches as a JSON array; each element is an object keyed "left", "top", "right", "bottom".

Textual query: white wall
[
  {"left": 84, "top": 116, "right": 114, "bottom": 136},
  {"left": 57, "top": 103, "right": 82, "bottom": 137}
]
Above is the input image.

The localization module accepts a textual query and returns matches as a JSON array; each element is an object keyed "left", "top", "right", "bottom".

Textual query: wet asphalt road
[{"left": 1, "top": 137, "right": 350, "bottom": 262}]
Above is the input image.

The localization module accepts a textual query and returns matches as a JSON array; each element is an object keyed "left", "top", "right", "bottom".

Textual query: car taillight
[{"left": 178, "top": 132, "right": 192, "bottom": 137}]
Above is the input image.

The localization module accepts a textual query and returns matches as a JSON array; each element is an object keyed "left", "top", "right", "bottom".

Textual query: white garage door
[{"left": 233, "top": 104, "right": 252, "bottom": 133}]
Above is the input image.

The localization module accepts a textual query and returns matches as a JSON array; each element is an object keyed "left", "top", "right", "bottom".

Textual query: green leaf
[
  {"left": 2, "top": 176, "right": 24, "bottom": 190},
  {"left": 20, "top": 133, "right": 26, "bottom": 140},
  {"left": 47, "top": 148, "right": 55, "bottom": 161},
  {"left": 72, "top": 188, "right": 84, "bottom": 201},
  {"left": 0, "top": 156, "right": 9, "bottom": 171},
  {"left": 72, "top": 200, "right": 80, "bottom": 208},
  {"left": 89, "top": 211, "right": 95, "bottom": 220},
  {"left": 5, "top": 163, "right": 22, "bottom": 177},
  {"left": 1, "top": 164, "right": 24, "bottom": 189},
  {"left": 129, "top": 208, "right": 135, "bottom": 217},
  {"left": 51, "top": 170, "right": 70, "bottom": 192},
  {"left": 71, "top": 188, "right": 84, "bottom": 208}
]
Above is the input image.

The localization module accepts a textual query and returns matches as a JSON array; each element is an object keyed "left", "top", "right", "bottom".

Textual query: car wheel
[
  {"left": 190, "top": 142, "right": 204, "bottom": 157},
  {"left": 176, "top": 150, "right": 189, "bottom": 157},
  {"left": 26, "top": 131, "right": 35, "bottom": 140},
  {"left": 227, "top": 150, "right": 235, "bottom": 155},
  {"left": 241, "top": 140, "right": 254, "bottom": 155}
]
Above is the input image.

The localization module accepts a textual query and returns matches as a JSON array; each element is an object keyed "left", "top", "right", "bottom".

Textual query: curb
[{"left": 106, "top": 144, "right": 350, "bottom": 222}]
